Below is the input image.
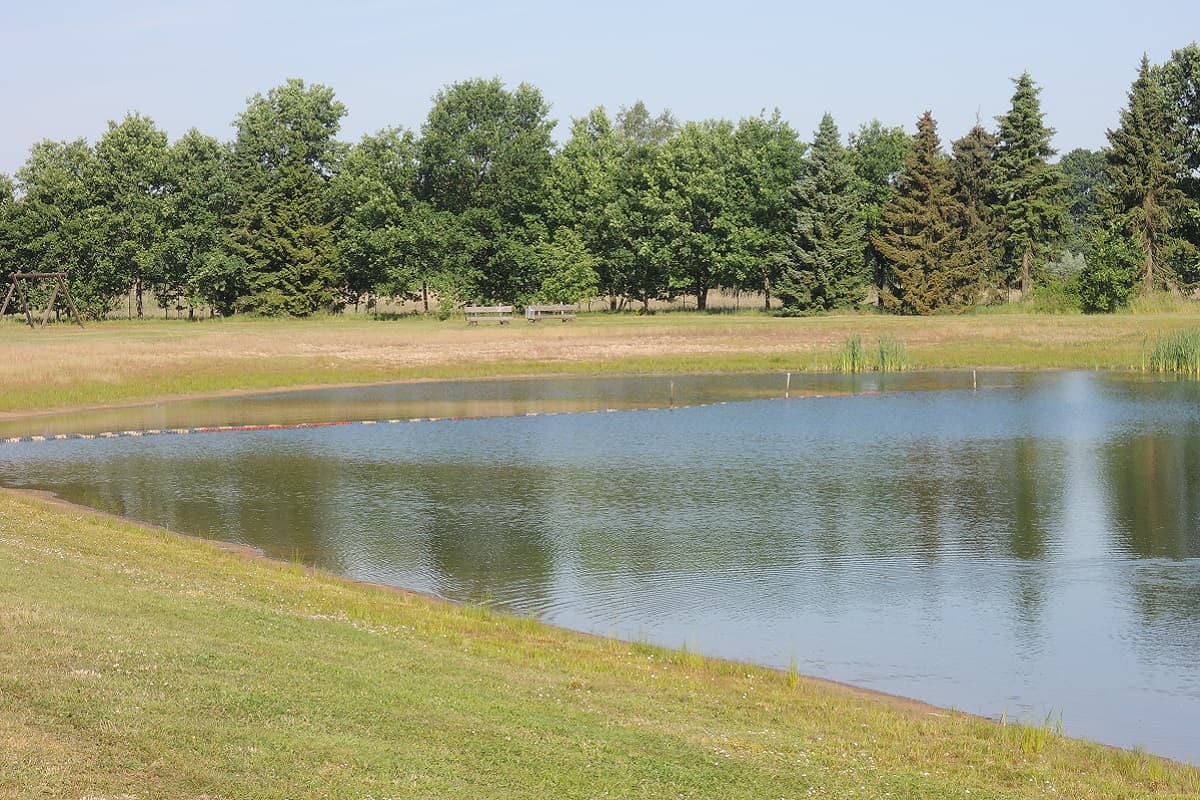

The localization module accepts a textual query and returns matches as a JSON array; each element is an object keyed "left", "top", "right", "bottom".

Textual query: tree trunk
[
  {"left": 1142, "top": 198, "right": 1156, "bottom": 294},
  {"left": 422, "top": 282, "right": 430, "bottom": 313},
  {"left": 763, "top": 272, "right": 772, "bottom": 311},
  {"left": 696, "top": 284, "right": 708, "bottom": 311},
  {"left": 135, "top": 273, "right": 143, "bottom": 319},
  {"left": 1020, "top": 243, "right": 1032, "bottom": 295}
]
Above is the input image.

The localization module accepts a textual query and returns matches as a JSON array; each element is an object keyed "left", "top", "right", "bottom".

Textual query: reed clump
[
  {"left": 839, "top": 334, "right": 865, "bottom": 372},
  {"left": 1145, "top": 330, "right": 1200, "bottom": 375},
  {"left": 839, "top": 334, "right": 908, "bottom": 373},
  {"left": 875, "top": 335, "right": 908, "bottom": 372}
]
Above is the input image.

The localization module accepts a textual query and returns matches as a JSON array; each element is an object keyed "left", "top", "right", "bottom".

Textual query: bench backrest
[
  {"left": 464, "top": 305, "right": 514, "bottom": 315},
  {"left": 525, "top": 304, "right": 577, "bottom": 319}
]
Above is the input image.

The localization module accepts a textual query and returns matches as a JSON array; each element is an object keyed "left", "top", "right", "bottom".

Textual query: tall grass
[
  {"left": 1145, "top": 330, "right": 1200, "bottom": 375},
  {"left": 1000, "top": 710, "right": 1063, "bottom": 756},
  {"left": 838, "top": 334, "right": 908, "bottom": 373},
  {"left": 875, "top": 335, "right": 908, "bottom": 372},
  {"left": 839, "top": 334, "right": 865, "bottom": 372}
]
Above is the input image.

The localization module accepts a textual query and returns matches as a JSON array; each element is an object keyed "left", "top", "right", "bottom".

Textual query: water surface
[{"left": 2, "top": 371, "right": 1197, "bottom": 762}]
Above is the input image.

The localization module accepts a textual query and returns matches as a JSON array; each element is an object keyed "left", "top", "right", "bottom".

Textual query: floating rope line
[{"left": 0, "top": 390, "right": 892, "bottom": 447}]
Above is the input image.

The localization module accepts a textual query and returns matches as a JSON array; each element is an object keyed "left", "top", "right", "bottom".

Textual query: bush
[
  {"left": 1022, "top": 275, "right": 1082, "bottom": 314},
  {"left": 1078, "top": 230, "right": 1141, "bottom": 313}
]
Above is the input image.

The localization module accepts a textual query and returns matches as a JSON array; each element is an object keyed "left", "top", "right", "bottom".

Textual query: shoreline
[
  {"left": 2, "top": 483, "right": 1184, "bottom": 768},
  {"left": 0, "top": 363, "right": 1055, "bottom": 433},
  {"left": 1, "top": 484, "right": 957, "bottom": 721}
]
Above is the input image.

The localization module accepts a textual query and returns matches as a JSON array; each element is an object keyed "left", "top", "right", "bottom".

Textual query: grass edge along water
[{"left": 2, "top": 489, "right": 1198, "bottom": 797}]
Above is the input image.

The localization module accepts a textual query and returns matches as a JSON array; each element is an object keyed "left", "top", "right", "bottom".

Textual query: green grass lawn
[{"left": 1, "top": 491, "right": 1196, "bottom": 798}]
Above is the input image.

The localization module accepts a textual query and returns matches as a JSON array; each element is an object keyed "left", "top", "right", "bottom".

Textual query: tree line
[{"left": 0, "top": 45, "right": 1197, "bottom": 319}]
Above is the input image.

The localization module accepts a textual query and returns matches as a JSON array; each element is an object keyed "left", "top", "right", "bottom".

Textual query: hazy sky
[{"left": 2, "top": 0, "right": 1195, "bottom": 176}]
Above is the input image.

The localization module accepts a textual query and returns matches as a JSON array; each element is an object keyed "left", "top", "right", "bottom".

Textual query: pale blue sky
[{"left": 2, "top": 1, "right": 1195, "bottom": 176}]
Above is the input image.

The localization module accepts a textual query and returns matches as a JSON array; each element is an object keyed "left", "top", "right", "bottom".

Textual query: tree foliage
[
  {"left": 94, "top": 113, "right": 170, "bottom": 317},
  {"left": 951, "top": 123, "right": 1002, "bottom": 285},
  {"left": 874, "top": 113, "right": 987, "bottom": 314},
  {"left": 3, "top": 56, "right": 1200, "bottom": 321},
  {"left": 778, "top": 114, "right": 865, "bottom": 311},
  {"left": 226, "top": 79, "right": 347, "bottom": 315},
  {"left": 1101, "top": 55, "right": 1197, "bottom": 291},
  {"left": 849, "top": 120, "right": 910, "bottom": 292},
  {"left": 994, "top": 73, "right": 1068, "bottom": 292},
  {"left": 1058, "top": 147, "right": 1107, "bottom": 257},
  {"left": 1078, "top": 227, "right": 1142, "bottom": 312},
  {"left": 418, "top": 78, "right": 555, "bottom": 303}
]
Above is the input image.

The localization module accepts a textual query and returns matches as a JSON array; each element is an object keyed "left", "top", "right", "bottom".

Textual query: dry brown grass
[{"left": 2, "top": 310, "right": 1199, "bottom": 415}]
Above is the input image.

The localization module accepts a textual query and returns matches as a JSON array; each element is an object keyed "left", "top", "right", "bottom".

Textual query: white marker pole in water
[
  {"left": 670, "top": 380, "right": 675, "bottom": 409},
  {"left": 973, "top": 369, "right": 978, "bottom": 391},
  {"left": 785, "top": 372, "right": 791, "bottom": 399}
]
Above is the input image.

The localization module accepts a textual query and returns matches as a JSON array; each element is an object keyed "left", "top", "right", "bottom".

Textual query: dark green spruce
[
  {"left": 993, "top": 73, "right": 1068, "bottom": 294},
  {"left": 874, "top": 112, "right": 988, "bottom": 315},
  {"left": 1101, "top": 55, "right": 1196, "bottom": 292},
  {"left": 777, "top": 113, "right": 865, "bottom": 311}
]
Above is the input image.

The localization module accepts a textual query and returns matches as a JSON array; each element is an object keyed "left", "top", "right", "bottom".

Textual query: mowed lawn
[
  {"left": 1, "top": 491, "right": 1197, "bottom": 799},
  {"left": 2, "top": 309, "right": 1200, "bottom": 415}
]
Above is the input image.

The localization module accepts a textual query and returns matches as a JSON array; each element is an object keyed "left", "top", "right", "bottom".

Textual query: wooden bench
[
  {"left": 464, "top": 305, "right": 514, "bottom": 325},
  {"left": 524, "top": 304, "right": 577, "bottom": 322}
]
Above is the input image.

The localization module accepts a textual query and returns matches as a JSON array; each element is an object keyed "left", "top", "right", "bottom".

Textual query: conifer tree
[
  {"left": 873, "top": 112, "right": 987, "bottom": 314},
  {"left": 229, "top": 145, "right": 340, "bottom": 315},
  {"left": 777, "top": 113, "right": 865, "bottom": 311},
  {"left": 951, "top": 123, "right": 1002, "bottom": 285},
  {"left": 225, "top": 79, "right": 347, "bottom": 315},
  {"left": 1102, "top": 55, "right": 1196, "bottom": 292},
  {"left": 994, "top": 73, "right": 1068, "bottom": 293}
]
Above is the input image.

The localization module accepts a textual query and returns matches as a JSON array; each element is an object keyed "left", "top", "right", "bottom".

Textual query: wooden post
[
  {"left": 13, "top": 276, "right": 34, "bottom": 328},
  {"left": 41, "top": 280, "right": 60, "bottom": 328},
  {"left": 59, "top": 275, "right": 84, "bottom": 328},
  {"left": 0, "top": 281, "right": 15, "bottom": 318}
]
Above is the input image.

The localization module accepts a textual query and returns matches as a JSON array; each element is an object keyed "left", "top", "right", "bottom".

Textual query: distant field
[{"left": 2, "top": 310, "right": 1199, "bottom": 415}]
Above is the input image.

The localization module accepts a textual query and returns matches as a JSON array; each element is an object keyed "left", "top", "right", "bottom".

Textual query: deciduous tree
[
  {"left": 417, "top": 78, "right": 555, "bottom": 303},
  {"left": 94, "top": 113, "right": 170, "bottom": 318},
  {"left": 9, "top": 140, "right": 114, "bottom": 316},
  {"left": 330, "top": 128, "right": 421, "bottom": 308},
  {"left": 644, "top": 120, "right": 743, "bottom": 311},
  {"left": 1058, "top": 147, "right": 1107, "bottom": 257},
  {"left": 164, "top": 130, "right": 232, "bottom": 316},
  {"left": 849, "top": 121, "right": 910, "bottom": 295},
  {"left": 226, "top": 79, "right": 347, "bottom": 315},
  {"left": 728, "top": 111, "right": 806, "bottom": 308}
]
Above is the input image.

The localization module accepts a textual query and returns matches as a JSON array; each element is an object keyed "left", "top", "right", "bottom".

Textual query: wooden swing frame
[{"left": 0, "top": 272, "right": 84, "bottom": 328}]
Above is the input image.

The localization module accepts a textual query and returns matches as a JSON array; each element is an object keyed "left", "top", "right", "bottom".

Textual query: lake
[{"left": 2, "top": 370, "right": 1197, "bottom": 762}]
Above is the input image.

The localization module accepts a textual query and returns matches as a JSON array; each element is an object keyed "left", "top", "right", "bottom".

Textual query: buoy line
[{"left": 0, "top": 390, "right": 893, "bottom": 447}]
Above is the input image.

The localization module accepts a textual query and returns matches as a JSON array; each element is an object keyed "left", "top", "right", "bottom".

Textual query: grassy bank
[
  {"left": 3, "top": 310, "right": 1200, "bottom": 415},
  {"left": 1, "top": 490, "right": 1196, "bottom": 798}
]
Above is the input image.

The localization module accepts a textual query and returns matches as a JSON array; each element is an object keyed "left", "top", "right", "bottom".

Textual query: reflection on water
[
  {"left": 0, "top": 371, "right": 975, "bottom": 439},
  {"left": 1, "top": 370, "right": 1199, "bottom": 763}
]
